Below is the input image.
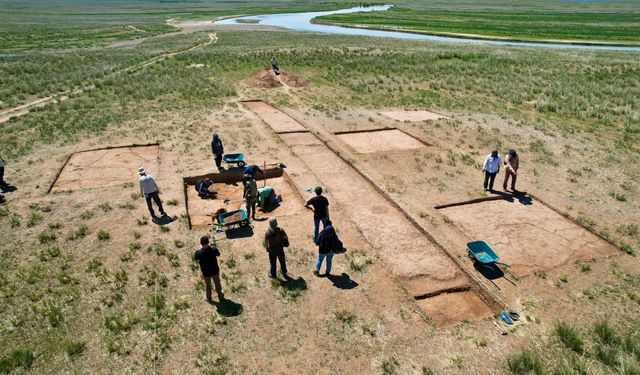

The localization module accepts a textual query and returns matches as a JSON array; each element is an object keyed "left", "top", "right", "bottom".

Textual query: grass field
[
  {"left": 1, "top": 1, "right": 639, "bottom": 374},
  {"left": 316, "top": 1, "right": 640, "bottom": 43}
]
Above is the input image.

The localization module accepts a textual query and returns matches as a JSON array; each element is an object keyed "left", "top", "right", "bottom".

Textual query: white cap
[{"left": 138, "top": 167, "right": 145, "bottom": 175}]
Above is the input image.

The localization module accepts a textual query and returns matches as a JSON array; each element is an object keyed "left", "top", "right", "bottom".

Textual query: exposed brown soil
[
  {"left": 337, "top": 129, "right": 427, "bottom": 153},
  {"left": 381, "top": 110, "right": 450, "bottom": 122},
  {"left": 245, "top": 100, "right": 494, "bottom": 326},
  {"left": 186, "top": 175, "right": 303, "bottom": 229},
  {"left": 439, "top": 197, "right": 619, "bottom": 276},
  {"left": 243, "top": 100, "right": 307, "bottom": 133},
  {"left": 245, "top": 68, "right": 308, "bottom": 89},
  {"left": 50, "top": 144, "right": 159, "bottom": 193},
  {"left": 417, "top": 291, "right": 493, "bottom": 327}
]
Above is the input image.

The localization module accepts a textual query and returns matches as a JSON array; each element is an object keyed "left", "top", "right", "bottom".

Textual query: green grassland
[
  {"left": 1, "top": 1, "right": 640, "bottom": 373},
  {"left": 316, "top": 2, "right": 640, "bottom": 43},
  {"left": 0, "top": 0, "right": 358, "bottom": 50},
  {"left": 3, "top": 31, "right": 638, "bottom": 159}
]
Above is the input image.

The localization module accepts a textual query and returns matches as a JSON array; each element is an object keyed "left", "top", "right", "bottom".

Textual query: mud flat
[
  {"left": 245, "top": 101, "right": 495, "bottom": 326},
  {"left": 381, "top": 110, "right": 449, "bottom": 122},
  {"left": 50, "top": 144, "right": 159, "bottom": 193},
  {"left": 438, "top": 197, "right": 619, "bottom": 276},
  {"left": 336, "top": 128, "right": 427, "bottom": 153}
]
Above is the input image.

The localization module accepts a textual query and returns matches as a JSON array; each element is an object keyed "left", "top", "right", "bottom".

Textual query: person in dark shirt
[
  {"left": 211, "top": 133, "right": 224, "bottom": 171},
  {"left": 263, "top": 218, "right": 289, "bottom": 278},
  {"left": 243, "top": 164, "right": 265, "bottom": 180},
  {"left": 305, "top": 186, "right": 329, "bottom": 243},
  {"left": 194, "top": 236, "right": 224, "bottom": 302},
  {"left": 313, "top": 220, "right": 342, "bottom": 276},
  {"left": 195, "top": 178, "right": 213, "bottom": 199}
]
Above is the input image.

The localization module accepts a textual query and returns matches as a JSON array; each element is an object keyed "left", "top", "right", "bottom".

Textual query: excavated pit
[
  {"left": 438, "top": 197, "right": 619, "bottom": 277},
  {"left": 336, "top": 128, "right": 428, "bottom": 153},
  {"left": 50, "top": 144, "right": 159, "bottom": 193},
  {"left": 382, "top": 110, "right": 450, "bottom": 122},
  {"left": 184, "top": 168, "right": 303, "bottom": 229},
  {"left": 245, "top": 100, "right": 497, "bottom": 326}
]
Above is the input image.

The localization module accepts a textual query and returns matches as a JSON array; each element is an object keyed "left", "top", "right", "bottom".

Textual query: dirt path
[
  {"left": 0, "top": 33, "right": 218, "bottom": 124},
  {"left": 244, "top": 100, "right": 496, "bottom": 326}
]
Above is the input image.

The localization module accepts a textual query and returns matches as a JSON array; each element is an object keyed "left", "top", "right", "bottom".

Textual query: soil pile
[{"left": 245, "top": 67, "right": 308, "bottom": 88}]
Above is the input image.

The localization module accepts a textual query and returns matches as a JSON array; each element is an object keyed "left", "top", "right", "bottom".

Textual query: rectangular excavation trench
[
  {"left": 49, "top": 143, "right": 159, "bottom": 193},
  {"left": 437, "top": 197, "right": 619, "bottom": 277},
  {"left": 335, "top": 128, "right": 429, "bottom": 154},
  {"left": 183, "top": 168, "right": 303, "bottom": 230},
  {"left": 245, "top": 100, "right": 495, "bottom": 326}
]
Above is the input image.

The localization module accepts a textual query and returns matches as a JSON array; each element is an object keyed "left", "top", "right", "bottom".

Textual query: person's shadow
[
  {"left": 326, "top": 273, "right": 359, "bottom": 290},
  {"left": 0, "top": 185, "right": 17, "bottom": 193},
  {"left": 213, "top": 297, "right": 243, "bottom": 317},
  {"left": 152, "top": 215, "right": 176, "bottom": 225}
]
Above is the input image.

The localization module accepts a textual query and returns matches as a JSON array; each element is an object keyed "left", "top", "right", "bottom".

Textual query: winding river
[{"left": 214, "top": 5, "right": 640, "bottom": 51}]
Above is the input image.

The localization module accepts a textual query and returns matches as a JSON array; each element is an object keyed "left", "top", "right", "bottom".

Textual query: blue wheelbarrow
[
  {"left": 216, "top": 209, "right": 250, "bottom": 229},
  {"left": 466, "top": 240, "right": 500, "bottom": 264},
  {"left": 223, "top": 153, "right": 246, "bottom": 168}
]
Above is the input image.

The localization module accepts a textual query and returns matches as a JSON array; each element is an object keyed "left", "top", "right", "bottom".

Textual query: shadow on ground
[
  {"left": 271, "top": 276, "right": 307, "bottom": 301},
  {"left": 1, "top": 184, "right": 17, "bottom": 193},
  {"left": 213, "top": 298, "right": 243, "bottom": 317},
  {"left": 226, "top": 227, "right": 254, "bottom": 239},
  {"left": 152, "top": 214, "right": 177, "bottom": 225},
  {"left": 327, "top": 273, "right": 358, "bottom": 289}
]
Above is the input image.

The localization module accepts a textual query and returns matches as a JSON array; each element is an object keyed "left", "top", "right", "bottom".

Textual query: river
[{"left": 214, "top": 5, "right": 640, "bottom": 51}]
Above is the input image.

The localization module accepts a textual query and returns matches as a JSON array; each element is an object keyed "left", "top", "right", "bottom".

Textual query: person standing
[
  {"left": 271, "top": 56, "right": 280, "bottom": 75},
  {"left": 211, "top": 133, "right": 224, "bottom": 171},
  {"left": 503, "top": 149, "right": 520, "bottom": 192},
  {"left": 482, "top": 150, "right": 501, "bottom": 192},
  {"left": 138, "top": 167, "right": 166, "bottom": 219},
  {"left": 0, "top": 153, "right": 7, "bottom": 187},
  {"left": 243, "top": 177, "right": 259, "bottom": 220},
  {"left": 313, "top": 220, "right": 342, "bottom": 277},
  {"left": 194, "top": 236, "right": 224, "bottom": 303},
  {"left": 305, "top": 186, "right": 329, "bottom": 243},
  {"left": 263, "top": 218, "right": 289, "bottom": 278}
]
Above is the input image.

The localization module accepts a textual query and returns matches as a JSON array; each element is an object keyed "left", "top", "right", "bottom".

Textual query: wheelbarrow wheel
[
  {"left": 240, "top": 219, "right": 249, "bottom": 228},
  {"left": 238, "top": 161, "right": 246, "bottom": 168}
]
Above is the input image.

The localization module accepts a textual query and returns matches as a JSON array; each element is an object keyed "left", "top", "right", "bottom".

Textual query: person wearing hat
[
  {"left": 305, "top": 186, "right": 329, "bottom": 243},
  {"left": 211, "top": 133, "right": 224, "bottom": 171},
  {"left": 263, "top": 218, "right": 289, "bottom": 278},
  {"left": 271, "top": 56, "right": 280, "bottom": 75},
  {"left": 194, "top": 236, "right": 224, "bottom": 303},
  {"left": 503, "top": 149, "right": 520, "bottom": 192},
  {"left": 481, "top": 150, "right": 501, "bottom": 192},
  {"left": 138, "top": 167, "right": 166, "bottom": 219}
]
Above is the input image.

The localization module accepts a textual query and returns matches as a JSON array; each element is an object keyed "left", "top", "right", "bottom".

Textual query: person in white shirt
[
  {"left": 482, "top": 150, "right": 501, "bottom": 192},
  {"left": 138, "top": 167, "right": 166, "bottom": 218}
]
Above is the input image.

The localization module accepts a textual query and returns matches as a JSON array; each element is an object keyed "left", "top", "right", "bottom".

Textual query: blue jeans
[
  {"left": 315, "top": 252, "right": 334, "bottom": 274},
  {"left": 313, "top": 217, "right": 328, "bottom": 243}
]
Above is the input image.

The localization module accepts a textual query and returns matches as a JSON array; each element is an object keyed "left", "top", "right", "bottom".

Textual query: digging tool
[{"left": 493, "top": 321, "right": 507, "bottom": 336}]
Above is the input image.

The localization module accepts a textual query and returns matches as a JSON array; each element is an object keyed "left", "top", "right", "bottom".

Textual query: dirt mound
[{"left": 245, "top": 68, "right": 308, "bottom": 88}]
